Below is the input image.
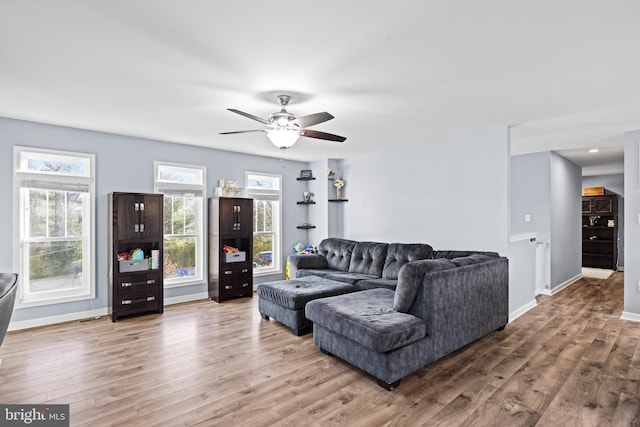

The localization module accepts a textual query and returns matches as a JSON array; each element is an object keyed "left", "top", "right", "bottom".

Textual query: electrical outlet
[{"left": 525, "top": 214, "right": 531, "bottom": 222}]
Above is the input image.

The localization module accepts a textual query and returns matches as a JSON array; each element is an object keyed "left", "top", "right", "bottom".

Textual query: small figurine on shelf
[
  {"left": 292, "top": 242, "right": 318, "bottom": 254},
  {"left": 302, "top": 245, "right": 318, "bottom": 254}
]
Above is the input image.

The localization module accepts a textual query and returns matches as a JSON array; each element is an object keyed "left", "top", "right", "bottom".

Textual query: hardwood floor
[{"left": 1, "top": 272, "right": 639, "bottom": 426}]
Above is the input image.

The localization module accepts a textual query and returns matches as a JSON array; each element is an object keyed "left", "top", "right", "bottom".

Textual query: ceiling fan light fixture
[{"left": 267, "top": 128, "right": 300, "bottom": 149}]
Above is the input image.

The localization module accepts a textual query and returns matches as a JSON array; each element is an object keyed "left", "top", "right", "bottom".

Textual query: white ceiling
[{"left": 2, "top": 1, "right": 639, "bottom": 175}]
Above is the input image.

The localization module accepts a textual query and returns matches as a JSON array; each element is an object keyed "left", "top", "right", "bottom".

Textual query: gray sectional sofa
[{"left": 261, "top": 238, "right": 509, "bottom": 389}]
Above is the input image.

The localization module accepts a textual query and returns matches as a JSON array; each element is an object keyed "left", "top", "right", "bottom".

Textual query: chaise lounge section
[{"left": 305, "top": 252, "right": 509, "bottom": 389}]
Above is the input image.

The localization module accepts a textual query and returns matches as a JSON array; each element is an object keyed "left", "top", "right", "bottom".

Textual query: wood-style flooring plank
[{"left": 0, "top": 272, "right": 637, "bottom": 426}]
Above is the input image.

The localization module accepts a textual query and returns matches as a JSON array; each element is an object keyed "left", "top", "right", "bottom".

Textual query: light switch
[{"left": 525, "top": 214, "right": 531, "bottom": 222}]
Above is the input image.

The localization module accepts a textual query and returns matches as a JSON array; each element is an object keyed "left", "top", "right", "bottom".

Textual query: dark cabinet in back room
[
  {"left": 208, "top": 197, "right": 253, "bottom": 302},
  {"left": 582, "top": 194, "right": 618, "bottom": 270}
]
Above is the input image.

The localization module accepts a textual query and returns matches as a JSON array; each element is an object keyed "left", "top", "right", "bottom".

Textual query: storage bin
[
  {"left": 224, "top": 252, "right": 246, "bottom": 263},
  {"left": 119, "top": 259, "right": 149, "bottom": 273}
]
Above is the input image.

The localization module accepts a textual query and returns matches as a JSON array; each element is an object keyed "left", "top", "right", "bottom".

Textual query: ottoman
[{"left": 257, "top": 275, "right": 356, "bottom": 336}]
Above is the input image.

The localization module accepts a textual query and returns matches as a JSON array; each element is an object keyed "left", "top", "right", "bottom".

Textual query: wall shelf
[
  {"left": 297, "top": 201, "right": 316, "bottom": 205},
  {"left": 328, "top": 199, "right": 349, "bottom": 202},
  {"left": 297, "top": 225, "right": 316, "bottom": 229},
  {"left": 296, "top": 177, "right": 316, "bottom": 181}
]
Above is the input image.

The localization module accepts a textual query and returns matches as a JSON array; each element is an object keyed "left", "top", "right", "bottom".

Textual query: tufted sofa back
[
  {"left": 382, "top": 243, "right": 433, "bottom": 279},
  {"left": 318, "top": 238, "right": 357, "bottom": 272},
  {"left": 348, "top": 242, "right": 388, "bottom": 276}
]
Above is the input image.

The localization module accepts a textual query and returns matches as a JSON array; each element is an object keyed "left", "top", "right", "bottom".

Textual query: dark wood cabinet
[
  {"left": 208, "top": 197, "right": 253, "bottom": 302},
  {"left": 582, "top": 194, "right": 618, "bottom": 270},
  {"left": 109, "top": 192, "right": 164, "bottom": 321}
]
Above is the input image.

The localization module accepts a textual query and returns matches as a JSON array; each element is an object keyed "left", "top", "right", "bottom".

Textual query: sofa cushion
[
  {"left": 430, "top": 250, "right": 499, "bottom": 260},
  {"left": 382, "top": 243, "right": 433, "bottom": 279},
  {"left": 354, "top": 278, "right": 398, "bottom": 291},
  {"left": 393, "top": 258, "right": 457, "bottom": 313},
  {"left": 323, "top": 272, "right": 378, "bottom": 285},
  {"left": 318, "top": 238, "right": 357, "bottom": 272},
  {"left": 257, "top": 276, "right": 355, "bottom": 310},
  {"left": 297, "top": 268, "right": 345, "bottom": 279},
  {"left": 348, "top": 241, "right": 388, "bottom": 276},
  {"left": 305, "top": 289, "right": 426, "bottom": 353},
  {"left": 449, "top": 254, "right": 494, "bottom": 267}
]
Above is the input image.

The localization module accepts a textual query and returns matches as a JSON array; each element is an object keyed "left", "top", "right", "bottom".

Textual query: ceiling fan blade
[
  {"left": 219, "top": 129, "right": 267, "bottom": 135},
  {"left": 227, "top": 109, "right": 271, "bottom": 125},
  {"left": 292, "top": 112, "right": 334, "bottom": 128},
  {"left": 299, "top": 129, "right": 346, "bottom": 142}
]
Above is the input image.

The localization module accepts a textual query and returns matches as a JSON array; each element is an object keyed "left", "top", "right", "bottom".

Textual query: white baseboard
[
  {"left": 621, "top": 311, "right": 640, "bottom": 323},
  {"left": 164, "top": 292, "right": 209, "bottom": 306},
  {"left": 549, "top": 273, "right": 582, "bottom": 295},
  {"left": 8, "top": 292, "right": 211, "bottom": 331},
  {"left": 8, "top": 307, "right": 109, "bottom": 331},
  {"left": 509, "top": 299, "right": 537, "bottom": 323}
]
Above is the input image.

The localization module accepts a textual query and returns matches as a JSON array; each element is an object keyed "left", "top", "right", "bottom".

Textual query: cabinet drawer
[
  {"left": 119, "top": 285, "right": 160, "bottom": 301},
  {"left": 220, "top": 263, "right": 251, "bottom": 276},
  {"left": 220, "top": 278, "right": 252, "bottom": 296},
  {"left": 117, "top": 273, "right": 160, "bottom": 290},
  {"left": 117, "top": 296, "right": 160, "bottom": 315}
]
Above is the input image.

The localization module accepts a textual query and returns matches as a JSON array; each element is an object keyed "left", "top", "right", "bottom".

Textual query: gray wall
[
  {"left": 0, "top": 117, "right": 310, "bottom": 324},
  {"left": 510, "top": 151, "right": 582, "bottom": 294},
  {"left": 342, "top": 128, "right": 510, "bottom": 256},
  {"left": 624, "top": 131, "right": 640, "bottom": 316},
  {"left": 2, "top": 117, "right": 577, "bottom": 325},
  {"left": 582, "top": 173, "right": 624, "bottom": 269},
  {"left": 510, "top": 151, "right": 551, "bottom": 305},
  {"left": 549, "top": 152, "right": 582, "bottom": 287},
  {"left": 511, "top": 152, "right": 551, "bottom": 239}
]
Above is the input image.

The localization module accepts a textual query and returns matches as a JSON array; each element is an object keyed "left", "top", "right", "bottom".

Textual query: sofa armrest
[{"left": 287, "top": 254, "right": 329, "bottom": 278}]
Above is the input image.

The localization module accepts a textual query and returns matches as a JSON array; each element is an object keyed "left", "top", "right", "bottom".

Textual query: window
[
  {"left": 14, "top": 147, "right": 95, "bottom": 307},
  {"left": 154, "top": 162, "right": 205, "bottom": 287},
  {"left": 245, "top": 172, "right": 282, "bottom": 275}
]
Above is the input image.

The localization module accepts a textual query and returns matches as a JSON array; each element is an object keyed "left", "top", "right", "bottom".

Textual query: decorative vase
[{"left": 336, "top": 187, "right": 342, "bottom": 199}]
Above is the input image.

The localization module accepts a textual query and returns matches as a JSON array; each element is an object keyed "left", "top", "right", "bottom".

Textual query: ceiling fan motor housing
[{"left": 270, "top": 111, "right": 298, "bottom": 129}]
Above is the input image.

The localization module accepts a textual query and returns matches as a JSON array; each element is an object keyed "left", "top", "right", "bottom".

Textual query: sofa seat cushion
[
  {"left": 323, "top": 272, "right": 379, "bottom": 285},
  {"left": 354, "top": 278, "right": 398, "bottom": 291},
  {"left": 297, "top": 268, "right": 345, "bottom": 279},
  {"left": 257, "top": 276, "right": 355, "bottom": 310},
  {"left": 306, "top": 289, "right": 427, "bottom": 353}
]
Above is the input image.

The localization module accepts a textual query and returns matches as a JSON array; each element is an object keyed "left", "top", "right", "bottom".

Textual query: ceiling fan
[{"left": 220, "top": 95, "right": 346, "bottom": 150}]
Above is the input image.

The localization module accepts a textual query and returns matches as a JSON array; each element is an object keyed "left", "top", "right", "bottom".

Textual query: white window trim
[
  {"left": 245, "top": 171, "right": 282, "bottom": 277},
  {"left": 13, "top": 146, "right": 96, "bottom": 308},
  {"left": 154, "top": 161, "right": 206, "bottom": 288}
]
